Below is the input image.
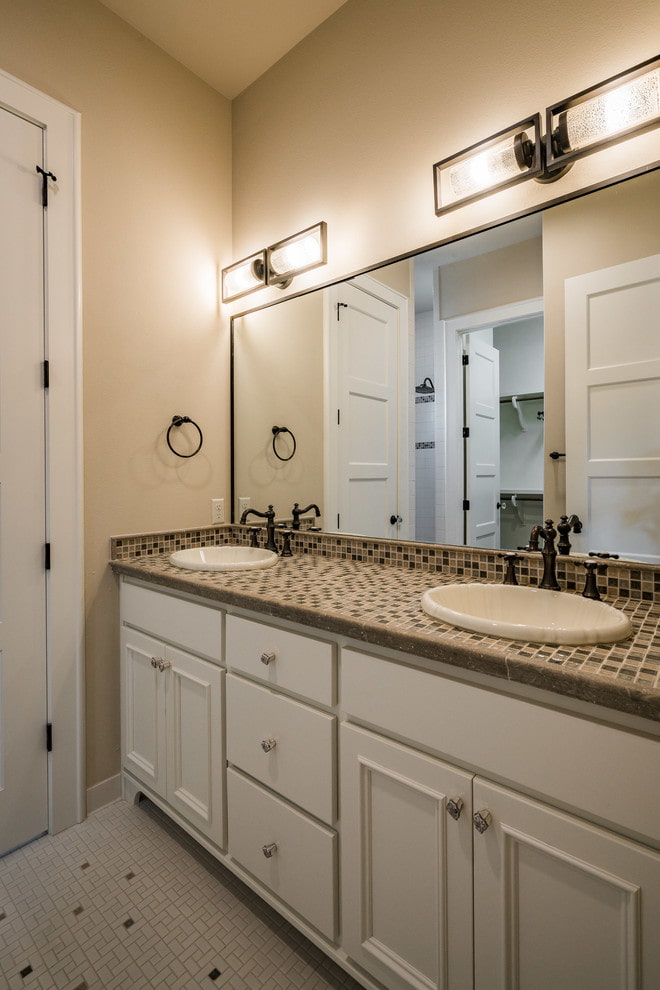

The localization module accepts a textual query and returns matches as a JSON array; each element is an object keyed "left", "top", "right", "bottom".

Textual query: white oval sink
[
  {"left": 169, "top": 546, "right": 278, "bottom": 571},
  {"left": 421, "top": 583, "right": 632, "bottom": 645}
]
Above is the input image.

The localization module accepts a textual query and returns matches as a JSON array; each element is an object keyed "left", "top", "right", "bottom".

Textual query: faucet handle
[
  {"left": 582, "top": 560, "right": 604, "bottom": 601},
  {"left": 498, "top": 552, "right": 520, "bottom": 585}
]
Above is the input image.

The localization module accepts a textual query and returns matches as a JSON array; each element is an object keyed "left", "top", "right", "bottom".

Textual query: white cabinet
[
  {"left": 120, "top": 584, "right": 225, "bottom": 849},
  {"left": 473, "top": 779, "right": 660, "bottom": 990},
  {"left": 340, "top": 724, "right": 473, "bottom": 990}
]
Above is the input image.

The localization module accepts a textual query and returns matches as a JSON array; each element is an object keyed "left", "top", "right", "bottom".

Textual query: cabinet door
[
  {"left": 121, "top": 627, "right": 166, "bottom": 797},
  {"left": 473, "top": 778, "right": 660, "bottom": 990},
  {"left": 165, "top": 645, "right": 226, "bottom": 849},
  {"left": 340, "top": 724, "right": 474, "bottom": 990}
]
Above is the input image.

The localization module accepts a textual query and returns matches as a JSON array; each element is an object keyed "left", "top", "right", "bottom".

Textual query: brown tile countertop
[{"left": 110, "top": 551, "right": 660, "bottom": 724}]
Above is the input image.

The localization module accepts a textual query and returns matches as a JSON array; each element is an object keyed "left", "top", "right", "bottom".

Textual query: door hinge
[
  {"left": 337, "top": 513, "right": 340, "bottom": 528},
  {"left": 46, "top": 723, "right": 53, "bottom": 752},
  {"left": 462, "top": 354, "right": 469, "bottom": 365},
  {"left": 45, "top": 543, "right": 51, "bottom": 570},
  {"left": 462, "top": 427, "right": 470, "bottom": 438},
  {"left": 36, "top": 165, "right": 57, "bottom": 208},
  {"left": 337, "top": 409, "right": 340, "bottom": 426},
  {"left": 43, "top": 360, "right": 50, "bottom": 388},
  {"left": 463, "top": 499, "right": 470, "bottom": 511},
  {"left": 337, "top": 302, "right": 348, "bottom": 320}
]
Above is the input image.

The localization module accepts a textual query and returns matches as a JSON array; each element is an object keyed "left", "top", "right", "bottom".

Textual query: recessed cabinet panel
[
  {"left": 226, "top": 614, "right": 335, "bottom": 705},
  {"left": 227, "top": 768, "right": 337, "bottom": 941},
  {"left": 121, "top": 627, "right": 166, "bottom": 795},
  {"left": 473, "top": 778, "right": 660, "bottom": 990},
  {"left": 341, "top": 724, "right": 473, "bottom": 990},
  {"left": 166, "top": 646, "right": 225, "bottom": 849},
  {"left": 227, "top": 674, "right": 335, "bottom": 824}
]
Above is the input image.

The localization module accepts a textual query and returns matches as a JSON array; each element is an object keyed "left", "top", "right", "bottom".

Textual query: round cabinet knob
[
  {"left": 447, "top": 797, "right": 464, "bottom": 821},
  {"left": 260, "top": 651, "right": 276, "bottom": 666},
  {"left": 150, "top": 657, "right": 159, "bottom": 668},
  {"left": 261, "top": 738, "right": 277, "bottom": 753},
  {"left": 262, "top": 843, "right": 278, "bottom": 858},
  {"left": 473, "top": 809, "right": 492, "bottom": 834},
  {"left": 157, "top": 659, "right": 172, "bottom": 672}
]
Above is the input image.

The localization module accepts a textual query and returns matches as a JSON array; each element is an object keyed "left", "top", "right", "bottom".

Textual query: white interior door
[
  {"left": 328, "top": 280, "right": 404, "bottom": 538},
  {"left": 464, "top": 334, "right": 500, "bottom": 548},
  {"left": 565, "top": 254, "right": 660, "bottom": 562},
  {"left": 0, "top": 107, "right": 49, "bottom": 853}
]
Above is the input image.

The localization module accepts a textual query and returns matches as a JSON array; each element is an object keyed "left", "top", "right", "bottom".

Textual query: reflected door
[
  {"left": 565, "top": 253, "right": 660, "bottom": 563},
  {"left": 0, "top": 108, "right": 48, "bottom": 853},
  {"left": 464, "top": 335, "right": 501, "bottom": 548},
  {"left": 328, "top": 281, "right": 403, "bottom": 538}
]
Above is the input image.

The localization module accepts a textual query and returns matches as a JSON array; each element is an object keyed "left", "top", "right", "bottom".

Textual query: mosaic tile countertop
[{"left": 110, "top": 550, "right": 660, "bottom": 725}]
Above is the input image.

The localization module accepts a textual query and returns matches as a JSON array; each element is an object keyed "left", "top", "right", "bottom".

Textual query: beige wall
[
  {"left": 542, "top": 168, "right": 660, "bottom": 518},
  {"left": 0, "top": 0, "right": 232, "bottom": 791},
  {"left": 232, "top": 0, "right": 660, "bottom": 303},
  {"left": 438, "top": 239, "right": 543, "bottom": 320}
]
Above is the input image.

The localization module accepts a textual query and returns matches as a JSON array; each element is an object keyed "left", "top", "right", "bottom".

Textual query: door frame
[
  {"left": 443, "top": 297, "right": 543, "bottom": 546},
  {"left": 324, "top": 274, "right": 409, "bottom": 538},
  {"left": 0, "top": 69, "right": 84, "bottom": 833}
]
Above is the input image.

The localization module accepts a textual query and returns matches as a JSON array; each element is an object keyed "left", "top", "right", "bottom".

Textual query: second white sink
[
  {"left": 170, "top": 546, "right": 277, "bottom": 571},
  {"left": 421, "top": 583, "right": 633, "bottom": 645}
]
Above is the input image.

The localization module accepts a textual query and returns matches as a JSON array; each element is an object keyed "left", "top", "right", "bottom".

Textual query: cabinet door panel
[
  {"left": 474, "top": 778, "right": 660, "bottom": 990},
  {"left": 166, "top": 646, "right": 226, "bottom": 848},
  {"left": 341, "top": 724, "right": 473, "bottom": 990},
  {"left": 121, "top": 628, "right": 166, "bottom": 797}
]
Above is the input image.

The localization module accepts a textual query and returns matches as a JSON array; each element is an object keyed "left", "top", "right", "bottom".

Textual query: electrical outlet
[
  {"left": 238, "top": 496, "right": 250, "bottom": 517},
  {"left": 211, "top": 498, "right": 225, "bottom": 524}
]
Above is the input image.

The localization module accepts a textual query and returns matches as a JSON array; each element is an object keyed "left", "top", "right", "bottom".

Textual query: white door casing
[
  {"left": 0, "top": 69, "right": 83, "bottom": 835},
  {"left": 325, "top": 276, "right": 409, "bottom": 539},
  {"left": 565, "top": 253, "right": 660, "bottom": 563},
  {"left": 464, "top": 334, "right": 500, "bottom": 548},
  {"left": 0, "top": 106, "right": 49, "bottom": 853}
]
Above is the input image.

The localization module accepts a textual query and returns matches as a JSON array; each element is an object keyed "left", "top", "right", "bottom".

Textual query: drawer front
[
  {"left": 226, "top": 614, "right": 335, "bottom": 705},
  {"left": 227, "top": 674, "right": 336, "bottom": 823},
  {"left": 227, "top": 768, "right": 337, "bottom": 941},
  {"left": 121, "top": 580, "right": 223, "bottom": 661},
  {"left": 341, "top": 647, "right": 660, "bottom": 845}
]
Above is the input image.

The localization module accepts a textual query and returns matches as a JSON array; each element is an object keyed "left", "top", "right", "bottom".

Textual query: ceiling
[{"left": 99, "top": 0, "right": 349, "bottom": 99}]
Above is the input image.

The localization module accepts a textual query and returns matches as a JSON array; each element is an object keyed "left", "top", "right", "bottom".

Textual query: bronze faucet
[
  {"left": 240, "top": 504, "right": 277, "bottom": 552},
  {"left": 291, "top": 502, "right": 321, "bottom": 530},
  {"left": 528, "top": 519, "right": 560, "bottom": 591}
]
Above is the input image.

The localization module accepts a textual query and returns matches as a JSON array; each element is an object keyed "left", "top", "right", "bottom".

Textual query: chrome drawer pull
[
  {"left": 473, "top": 810, "right": 492, "bottom": 834},
  {"left": 262, "top": 842, "right": 278, "bottom": 858},
  {"left": 447, "top": 797, "right": 464, "bottom": 821},
  {"left": 260, "top": 651, "right": 276, "bottom": 666},
  {"left": 261, "top": 738, "right": 277, "bottom": 753}
]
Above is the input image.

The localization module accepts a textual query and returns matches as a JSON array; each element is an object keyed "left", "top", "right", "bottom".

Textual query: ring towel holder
[
  {"left": 272, "top": 425, "right": 297, "bottom": 462},
  {"left": 167, "top": 415, "right": 203, "bottom": 458}
]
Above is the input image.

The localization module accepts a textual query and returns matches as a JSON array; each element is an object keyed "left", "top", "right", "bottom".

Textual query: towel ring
[
  {"left": 167, "top": 415, "right": 203, "bottom": 458},
  {"left": 272, "top": 425, "right": 297, "bottom": 462}
]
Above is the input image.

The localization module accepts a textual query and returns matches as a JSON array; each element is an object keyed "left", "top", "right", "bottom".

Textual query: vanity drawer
[
  {"left": 227, "top": 768, "right": 337, "bottom": 941},
  {"left": 121, "top": 580, "right": 223, "bottom": 661},
  {"left": 226, "top": 614, "right": 335, "bottom": 705},
  {"left": 227, "top": 674, "right": 336, "bottom": 823}
]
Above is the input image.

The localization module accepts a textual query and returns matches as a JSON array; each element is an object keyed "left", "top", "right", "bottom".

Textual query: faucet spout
[
  {"left": 240, "top": 504, "right": 277, "bottom": 553},
  {"left": 291, "top": 502, "right": 321, "bottom": 530}
]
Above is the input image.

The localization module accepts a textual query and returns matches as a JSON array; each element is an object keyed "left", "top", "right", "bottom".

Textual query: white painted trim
[
  {"left": 86, "top": 774, "right": 122, "bottom": 814},
  {"left": 0, "top": 69, "right": 85, "bottom": 833},
  {"left": 444, "top": 297, "right": 544, "bottom": 546}
]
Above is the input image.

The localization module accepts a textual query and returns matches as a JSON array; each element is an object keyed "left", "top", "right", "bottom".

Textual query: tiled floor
[{"left": 0, "top": 799, "right": 365, "bottom": 990}]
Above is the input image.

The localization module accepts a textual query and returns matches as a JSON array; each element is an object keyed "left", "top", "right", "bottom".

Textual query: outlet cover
[
  {"left": 238, "top": 497, "right": 250, "bottom": 517},
  {"left": 211, "top": 498, "right": 225, "bottom": 524}
]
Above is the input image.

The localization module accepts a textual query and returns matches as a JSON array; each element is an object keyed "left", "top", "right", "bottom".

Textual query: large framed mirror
[{"left": 232, "top": 166, "right": 660, "bottom": 564}]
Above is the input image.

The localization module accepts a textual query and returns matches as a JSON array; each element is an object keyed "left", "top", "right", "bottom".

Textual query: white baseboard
[{"left": 86, "top": 774, "right": 122, "bottom": 814}]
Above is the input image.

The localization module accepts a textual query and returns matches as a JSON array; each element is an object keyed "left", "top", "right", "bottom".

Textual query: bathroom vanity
[{"left": 112, "top": 532, "right": 660, "bottom": 990}]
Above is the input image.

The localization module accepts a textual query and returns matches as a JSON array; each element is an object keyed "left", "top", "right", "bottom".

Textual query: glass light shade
[
  {"left": 547, "top": 56, "right": 660, "bottom": 167},
  {"left": 266, "top": 222, "right": 327, "bottom": 283},
  {"left": 222, "top": 251, "right": 266, "bottom": 302},
  {"left": 434, "top": 115, "right": 542, "bottom": 215}
]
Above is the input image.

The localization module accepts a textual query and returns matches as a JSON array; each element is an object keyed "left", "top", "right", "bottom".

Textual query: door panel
[
  {"left": 565, "top": 254, "right": 660, "bottom": 562},
  {"left": 465, "top": 335, "right": 500, "bottom": 548},
  {"left": 121, "top": 628, "right": 165, "bottom": 796},
  {"left": 0, "top": 107, "right": 48, "bottom": 853}
]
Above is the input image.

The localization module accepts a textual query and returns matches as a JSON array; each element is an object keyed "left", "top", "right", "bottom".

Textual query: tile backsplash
[{"left": 111, "top": 525, "right": 660, "bottom": 604}]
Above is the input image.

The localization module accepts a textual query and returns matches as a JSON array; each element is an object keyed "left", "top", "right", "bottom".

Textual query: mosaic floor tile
[{"left": 0, "top": 800, "right": 365, "bottom": 990}]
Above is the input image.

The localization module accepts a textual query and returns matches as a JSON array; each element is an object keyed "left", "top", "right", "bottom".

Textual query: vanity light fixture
[
  {"left": 222, "top": 222, "right": 327, "bottom": 302},
  {"left": 546, "top": 54, "right": 660, "bottom": 169},
  {"left": 434, "top": 54, "right": 659, "bottom": 216}
]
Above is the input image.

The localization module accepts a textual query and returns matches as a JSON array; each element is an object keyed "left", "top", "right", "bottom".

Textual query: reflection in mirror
[{"left": 232, "top": 167, "right": 660, "bottom": 563}]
